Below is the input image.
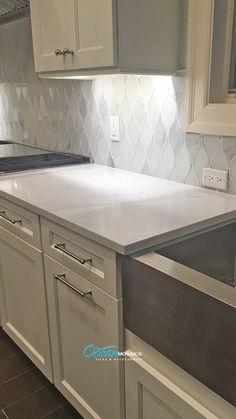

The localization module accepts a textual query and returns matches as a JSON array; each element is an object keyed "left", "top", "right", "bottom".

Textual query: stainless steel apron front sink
[{"left": 122, "top": 222, "right": 236, "bottom": 407}]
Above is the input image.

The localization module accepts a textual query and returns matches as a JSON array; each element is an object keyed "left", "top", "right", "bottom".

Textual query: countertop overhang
[{"left": 0, "top": 164, "right": 236, "bottom": 254}]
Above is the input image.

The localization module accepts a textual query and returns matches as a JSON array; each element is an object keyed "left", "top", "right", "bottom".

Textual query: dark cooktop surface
[{"left": 0, "top": 152, "right": 90, "bottom": 173}]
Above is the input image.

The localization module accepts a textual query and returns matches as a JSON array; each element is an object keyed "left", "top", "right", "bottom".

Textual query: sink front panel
[{"left": 122, "top": 255, "right": 236, "bottom": 407}]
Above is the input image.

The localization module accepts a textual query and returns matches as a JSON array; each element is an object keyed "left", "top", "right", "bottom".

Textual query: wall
[{"left": 1, "top": 18, "right": 236, "bottom": 194}]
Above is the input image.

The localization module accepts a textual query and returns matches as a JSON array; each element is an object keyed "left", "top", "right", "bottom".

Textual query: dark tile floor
[{"left": 0, "top": 328, "right": 83, "bottom": 419}]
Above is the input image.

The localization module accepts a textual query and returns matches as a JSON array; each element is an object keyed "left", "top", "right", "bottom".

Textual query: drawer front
[
  {"left": 0, "top": 197, "right": 41, "bottom": 249},
  {"left": 44, "top": 255, "right": 124, "bottom": 419},
  {"left": 41, "top": 218, "right": 120, "bottom": 298}
]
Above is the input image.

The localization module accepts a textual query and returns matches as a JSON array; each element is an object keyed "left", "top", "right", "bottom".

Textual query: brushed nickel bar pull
[
  {"left": 54, "top": 242, "right": 92, "bottom": 265},
  {"left": 0, "top": 210, "right": 21, "bottom": 224},
  {"left": 54, "top": 273, "right": 92, "bottom": 298}
]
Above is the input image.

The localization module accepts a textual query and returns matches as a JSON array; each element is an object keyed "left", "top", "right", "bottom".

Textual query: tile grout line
[
  {"left": 0, "top": 367, "right": 33, "bottom": 388},
  {"left": 39, "top": 402, "right": 68, "bottom": 419},
  {"left": 1, "top": 410, "right": 9, "bottom": 419},
  {"left": 0, "top": 353, "right": 20, "bottom": 366},
  {"left": 2, "top": 383, "right": 52, "bottom": 412}
]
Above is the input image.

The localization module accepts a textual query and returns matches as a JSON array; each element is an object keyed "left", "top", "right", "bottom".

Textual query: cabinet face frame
[{"left": 186, "top": 0, "right": 236, "bottom": 136}]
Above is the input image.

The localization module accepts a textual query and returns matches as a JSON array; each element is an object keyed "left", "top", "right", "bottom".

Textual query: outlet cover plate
[
  {"left": 203, "top": 168, "right": 228, "bottom": 191},
  {"left": 110, "top": 116, "right": 119, "bottom": 142}
]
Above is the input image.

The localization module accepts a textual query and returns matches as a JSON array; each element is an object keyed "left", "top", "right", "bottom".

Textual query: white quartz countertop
[{"left": 0, "top": 164, "right": 236, "bottom": 254}]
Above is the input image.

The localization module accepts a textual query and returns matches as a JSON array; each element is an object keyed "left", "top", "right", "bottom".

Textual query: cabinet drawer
[
  {"left": 44, "top": 255, "right": 124, "bottom": 419},
  {"left": 41, "top": 218, "right": 120, "bottom": 298},
  {"left": 0, "top": 197, "right": 41, "bottom": 249}
]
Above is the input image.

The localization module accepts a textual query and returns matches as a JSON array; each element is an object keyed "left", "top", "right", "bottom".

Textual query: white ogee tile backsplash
[{"left": 1, "top": 18, "right": 236, "bottom": 194}]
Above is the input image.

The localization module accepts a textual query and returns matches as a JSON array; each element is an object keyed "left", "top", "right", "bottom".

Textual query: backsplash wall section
[{"left": 1, "top": 18, "right": 236, "bottom": 194}]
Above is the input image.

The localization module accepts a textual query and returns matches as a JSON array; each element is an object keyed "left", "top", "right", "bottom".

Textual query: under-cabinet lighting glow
[{"left": 40, "top": 74, "right": 173, "bottom": 81}]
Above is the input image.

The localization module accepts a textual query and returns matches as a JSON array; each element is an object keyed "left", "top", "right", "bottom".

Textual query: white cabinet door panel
[
  {"left": 66, "top": 0, "right": 116, "bottom": 69},
  {"left": 30, "top": 0, "right": 71, "bottom": 71},
  {"left": 0, "top": 227, "right": 52, "bottom": 380},
  {"left": 30, "top": 0, "right": 116, "bottom": 72}
]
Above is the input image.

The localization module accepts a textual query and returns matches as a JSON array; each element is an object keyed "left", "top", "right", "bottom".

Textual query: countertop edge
[{"left": 0, "top": 189, "right": 236, "bottom": 255}]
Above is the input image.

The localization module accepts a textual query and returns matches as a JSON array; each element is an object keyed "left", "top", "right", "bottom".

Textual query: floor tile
[
  {"left": 0, "top": 329, "right": 83, "bottom": 418},
  {"left": 4, "top": 386, "right": 66, "bottom": 419},
  {"left": 0, "top": 369, "right": 49, "bottom": 410},
  {"left": 0, "top": 354, "right": 33, "bottom": 386},
  {"left": 42, "top": 404, "right": 82, "bottom": 419},
  {"left": 0, "top": 340, "right": 19, "bottom": 364},
  {"left": 0, "top": 329, "right": 6, "bottom": 343}
]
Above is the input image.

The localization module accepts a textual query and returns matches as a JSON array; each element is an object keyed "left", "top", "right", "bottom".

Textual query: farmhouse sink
[{"left": 122, "top": 221, "right": 236, "bottom": 407}]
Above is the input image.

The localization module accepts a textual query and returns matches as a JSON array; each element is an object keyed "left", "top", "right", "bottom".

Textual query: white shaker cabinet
[
  {"left": 0, "top": 227, "right": 52, "bottom": 380},
  {"left": 30, "top": 0, "right": 116, "bottom": 72},
  {"left": 30, "top": 0, "right": 187, "bottom": 75},
  {"left": 44, "top": 255, "right": 124, "bottom": 419}
]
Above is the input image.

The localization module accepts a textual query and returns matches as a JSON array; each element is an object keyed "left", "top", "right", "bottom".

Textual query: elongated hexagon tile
[
  {"left": 133, "top": 139, "right": 146, "bottom": 171},
  {"left": 120, "top": 97, "right": 132, "bottom": 128},
  {"left": 192, "top": 139, "right": 209, "bottom": 185},
  {"left": 140, "top": 118, "right": 153, "bottom": 150},
  {"left": 139, "top": 76, "right": 153, "bottom": 106},
  {"left": 113, "top": 76, "right": 126, "bottom": 104},
  {"left": 211, "top": 139, "right": 229, "bottom": 170},
  {"left": 222, "top": 136, "right": 236, "bottom": 164},
  {"left": 146, "top": 140, "right": 160, "bottom": 173},
  {"left": 126, "top": 75, "right": 140, "bottom": 104},
  {"left": 202, "top": 135, "right": 220, "bottom": 162},
  {"left": 177, "top": 142, "right": 191, "bottom": 181},
  {"left": 133, "top": 98, "right": 146, "bottom": 127},
  {"left": 147, "top": 92, "right": 160, "bottom": 128}
]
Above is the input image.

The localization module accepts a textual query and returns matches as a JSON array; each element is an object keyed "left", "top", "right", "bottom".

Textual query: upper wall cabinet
[
  {"left": 30, "top": 0, "right": 187, "bottom": 77},
  {"left": 30, "top": 0, "right": 115, "bottom": 72}
]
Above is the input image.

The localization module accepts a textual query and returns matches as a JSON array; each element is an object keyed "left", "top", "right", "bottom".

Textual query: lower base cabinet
[
  {"left": 0, "top": 227, "right": 52, "bottom": 380},
  {"left": 125, "top": 357, "right": 224, "bottom": 419},
  {"left": 44, "top": 255, "right": 124, "bottom": 419}
]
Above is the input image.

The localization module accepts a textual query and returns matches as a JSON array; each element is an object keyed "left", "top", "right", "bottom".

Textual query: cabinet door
[
  {"left": 65, "top": 0, "right": 116, "bottom": 70},
  {"left": 30, "top": 0, "right": 72, "bottom": 72},
  {"left": 44, "top": 255, "right": 124, "bottom": 419},
  {"left": 125, "top": 357, "right": 218, "bottom": 419},
  {"left": 30, "top": 0, "right": 116, "bottom": 72},
  {"left": 0, "top": 227, "right": 52, "bottom": 380}
]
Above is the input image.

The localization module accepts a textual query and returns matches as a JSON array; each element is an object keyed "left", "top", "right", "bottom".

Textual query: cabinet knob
[
  {"left": 55, "top": 49, "right": 64, "bottom": 56},
  {"left": 63, "top": 48, "right": 74, "bottom": 56}
]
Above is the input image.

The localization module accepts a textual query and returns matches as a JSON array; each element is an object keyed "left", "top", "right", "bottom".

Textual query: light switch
[{"left": 110, "top": 116, "right": 120, "bottom": 142}]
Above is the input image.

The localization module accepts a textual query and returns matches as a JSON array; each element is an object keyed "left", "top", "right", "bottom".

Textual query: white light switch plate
[
  {"left": 203, "top": 168, "right": 228, "bottom": 191},
  {"left": 110, "top": 116, "right": 119, "bottom": 142}
]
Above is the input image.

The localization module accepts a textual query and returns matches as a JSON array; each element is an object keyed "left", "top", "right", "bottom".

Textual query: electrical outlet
[
  {"left": 110, "top": 116, "right": 119, "bottom": 142},
  {"left": 203, "top": 168, "right": 228, "bottom": 191}
]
